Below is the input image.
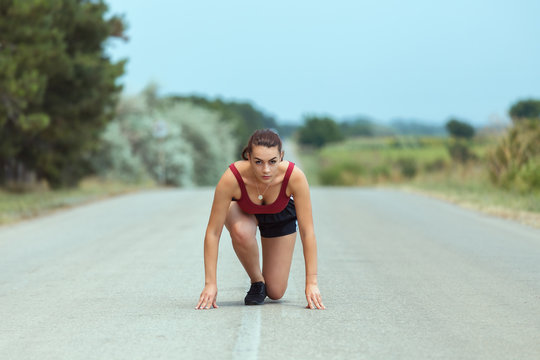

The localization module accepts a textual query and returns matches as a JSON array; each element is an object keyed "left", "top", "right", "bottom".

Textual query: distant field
[
  {"left": 300, "top": 136, "right": 498, "bottom": 184},
  {"left": 310, "top": 136, "right": 455, "bottom": 185},
  {"left": 297, "top": 136, "right": 539, "bottom": 227}
]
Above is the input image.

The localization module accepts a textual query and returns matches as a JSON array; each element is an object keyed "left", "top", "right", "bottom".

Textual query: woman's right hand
[{"left": 195, "top": 283, "right": 218, "bottom": 310}]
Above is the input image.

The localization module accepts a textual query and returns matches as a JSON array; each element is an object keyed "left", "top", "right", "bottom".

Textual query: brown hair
[{"left": 241, "top": 129, "right": 283, "bottom": 160}]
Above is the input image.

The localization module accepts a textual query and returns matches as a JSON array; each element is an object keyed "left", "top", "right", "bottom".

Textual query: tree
[
  {"left": 445, "top": 118, "right": 476, "bottom": 163},
  {"left": 298, "top": 116, "right": 344, "bottom": 148},
  {"left": 92, "top": 88, "right": 237, "bottom": 186},
  {"left": 445, "top": 118, "right": 475, "bottom": 139},
  {"left": 509, "top": 99, "right": 540, "bottom": 123},
  {"left": 166, "top": 95, "right": 279, "bottom": 155},
  {"left": 340, "top": 118, "right": 375, "bottom": 137},
  {"left": 0, "top": 0, "right": 126, "bottom": 188}
]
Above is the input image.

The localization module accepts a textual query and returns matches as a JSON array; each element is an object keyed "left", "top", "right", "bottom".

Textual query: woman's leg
[
  {"left": 225, "top": 202, "right": 263, "bottom": 283},
  {"left": 261, "top": 232, "right": 297, "bottom": 300}
]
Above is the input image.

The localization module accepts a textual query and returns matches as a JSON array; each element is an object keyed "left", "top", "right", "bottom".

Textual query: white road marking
[{"left": 232, "top": 306, "right": 261, "bottom": 360}]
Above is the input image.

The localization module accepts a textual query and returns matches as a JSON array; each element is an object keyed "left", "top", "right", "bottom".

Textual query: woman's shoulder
[
  {"left": 289, "top": 163, "right": 308, "bottom": 186},
  {"left": 229, "top": 160, "right": 249, "bottom": 172},
  {"left": 288, "top": 161, "right": 304, "bottom": 175},
  {"left": 218, "top": 162, "right": 242, "bottom": 186}
]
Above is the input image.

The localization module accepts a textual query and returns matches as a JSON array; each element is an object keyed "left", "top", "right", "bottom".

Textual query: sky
[{"left": 105, "top": 0, "right": 540, "bottom": 125}]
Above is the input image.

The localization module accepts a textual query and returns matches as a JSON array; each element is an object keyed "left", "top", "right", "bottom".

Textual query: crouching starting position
[{"left": 195, "top": 129, "right": 325, "bottom": 310}]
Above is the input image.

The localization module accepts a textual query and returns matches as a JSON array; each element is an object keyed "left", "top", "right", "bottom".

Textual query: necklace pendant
[{"left": 258, "top": 194, "right": 263, "bottom": 200}]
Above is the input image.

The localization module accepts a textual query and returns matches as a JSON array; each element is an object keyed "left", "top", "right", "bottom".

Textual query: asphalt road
[{"left": 0, "top": 187, "right": 539, "bottom": 360}]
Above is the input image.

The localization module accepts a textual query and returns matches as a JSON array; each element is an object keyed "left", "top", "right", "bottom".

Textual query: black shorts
[{"left": 255, "top": 198, "right": 297, "bottom": 238}]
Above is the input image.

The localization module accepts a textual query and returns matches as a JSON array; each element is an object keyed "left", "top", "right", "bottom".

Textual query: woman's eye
[
  {"left": 270, "top": 160, "right": 277, "bottom": 164},
  {"left": 255, "top": 161, "right": 262, "bottom": 164}
]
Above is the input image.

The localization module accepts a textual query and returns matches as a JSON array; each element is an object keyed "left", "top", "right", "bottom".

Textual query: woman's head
[{"left": 242, "top": 129, "right": 283, "bottom": 161}]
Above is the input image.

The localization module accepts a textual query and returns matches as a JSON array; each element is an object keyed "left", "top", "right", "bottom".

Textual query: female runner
[{"left": 195, "top": 129, "right": 325, "bottom": 310}]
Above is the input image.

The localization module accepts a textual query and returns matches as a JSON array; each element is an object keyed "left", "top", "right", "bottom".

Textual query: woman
[{"left": 195, "top": 129, "right": 325, "bottom": 310}]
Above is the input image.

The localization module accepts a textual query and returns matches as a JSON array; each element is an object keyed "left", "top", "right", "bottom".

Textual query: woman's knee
[
  {"left": 229, "top": 222, "right": 256, "bottom": 247},
  {"left": 266, "top": 282, "right": 287, "bottom": 300}
]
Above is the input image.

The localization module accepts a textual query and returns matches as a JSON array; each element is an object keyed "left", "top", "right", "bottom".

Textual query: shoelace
[{"left": 247, "top": 283, "right": 264, "bottom": 295}]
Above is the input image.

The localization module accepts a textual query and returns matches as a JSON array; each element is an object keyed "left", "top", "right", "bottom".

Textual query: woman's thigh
[
  {"left": 261, "top": 232, "right": 297, "bottom": 299},
  {"left": 224, "top": 202, "right": 258, "bottom": 242}
]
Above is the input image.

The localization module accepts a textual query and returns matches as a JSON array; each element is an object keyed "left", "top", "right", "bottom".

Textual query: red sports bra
[{"left": 229, "top": 162, "right": 295, "bottom": 214}]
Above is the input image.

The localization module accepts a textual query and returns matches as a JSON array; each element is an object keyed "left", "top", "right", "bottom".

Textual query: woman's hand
[
  {"left": 305, "top": 283, "right": 325, "bottom": 309},
  {"left": 196, "top": 283, "right": 218, "bottom": 310}
]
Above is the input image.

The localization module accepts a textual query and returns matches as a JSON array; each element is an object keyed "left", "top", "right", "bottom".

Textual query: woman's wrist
[{"left": 305, "top": 273, "right": 318, "bottom": 285}]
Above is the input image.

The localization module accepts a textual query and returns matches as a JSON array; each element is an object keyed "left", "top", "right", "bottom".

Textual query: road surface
[{"left": 0, "top": 187, "right": 539, "bottom": 359}]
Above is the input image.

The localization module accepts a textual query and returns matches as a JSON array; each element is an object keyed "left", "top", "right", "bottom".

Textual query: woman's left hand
[{"left": 305, "top": 283, "right": 325, "bottom": 309}]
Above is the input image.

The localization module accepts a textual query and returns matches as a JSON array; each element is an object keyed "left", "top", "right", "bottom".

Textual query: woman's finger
[
  {"left": 305, "top": 293, "right": 325, "bottom": 310},
  {"left": 310, "top": 296, "right": 322, "bottom": 309},
  {"left": 207, "top": 295, "right": 216, "bottom": 309},
  {"left": 195, "top": 296, "right": 205, "bottom": 309},
  {"left": 307, "top": 295, "right": 315, "bottom": 309},
  {"left": 316, "top": 294, "right": 325, "bottom": 309},
  {"left": 197, "top": 298, "right": 206, "bottom": 310},
  {"left": 199, "top": 296, "right": 210, "bottom": 310}
]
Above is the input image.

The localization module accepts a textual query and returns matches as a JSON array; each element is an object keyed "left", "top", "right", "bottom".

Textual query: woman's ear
[{"left": 281, "top": 151, "right": 284, "bottom": 161}]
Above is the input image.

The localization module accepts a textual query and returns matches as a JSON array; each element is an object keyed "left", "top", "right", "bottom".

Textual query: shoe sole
[{"left": 244, "top": 299, "right": 265, "bottom": 305}]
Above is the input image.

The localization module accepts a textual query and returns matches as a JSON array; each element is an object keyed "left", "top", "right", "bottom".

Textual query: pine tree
[{"left": 0, "top": 0, "right": 126, "bottom": 187}]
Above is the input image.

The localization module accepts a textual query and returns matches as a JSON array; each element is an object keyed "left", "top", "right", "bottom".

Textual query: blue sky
[{"left": 105, "top": 0, "right": 540, "bottom": 125}]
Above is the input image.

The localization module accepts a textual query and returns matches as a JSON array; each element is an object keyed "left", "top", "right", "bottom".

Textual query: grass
[
  {"left": 296, "top": 146, "right": 322, "bottom": 186},
  {"left": 401, "top": 170, "right": 540, "bottom": 227},
  {"left": 311, "top": 137, "right": 458, "bottom": 185},
  {"left": 0, "top": 177, "right": 156, "bottom": 226}
]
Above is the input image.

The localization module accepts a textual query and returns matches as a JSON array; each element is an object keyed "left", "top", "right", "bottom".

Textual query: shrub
[
  {"left": 447, "top": 139, "right": 476, "bottom": 163},
  {"left": 319, "top": 161, "right": 363, "bottom": 186},
  {"left": 92, "top": 93, "right": 236, "bottom": 186},
  {"left": 91, "top": 121, "right": 149, "bottom": 183},
  {"left": 487, "top": 120, "right": 540, "bottom": 192},
  {"left": 168, "top": 103, "right": 236, "bottom": 185},
  {"left": 396, "top": 157, "right": 418, "bottom": 179},
  {"left": 514, "top": 157, "right": 540, "bottom": 192},
  {"left": 424, "top": 158, "right": 447, "bottom": 173},
  {"left": 371, "top": 165, "right": 391, "bottom": 180}
]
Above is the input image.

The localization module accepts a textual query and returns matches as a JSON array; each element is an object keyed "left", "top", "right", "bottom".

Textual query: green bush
[
  {"left": 514, "top": 157, "right": 540, "bottom": 192},
  {"left": 424, "top": 158, "right": 447, "bottom": 172},
  {"left": 371, "top": 165, "right": 391, "bottom": 180},
  {"left": 488, "top": 120, "right": 540, "bottom": 192},
  {"left": 447, "top": 139, "right": 476, "bottom": 163},
  {"left": 92, "top": 91, "right": 236, "bottom": 186},
  {"left": 91, "top": 121, "right": 149, "bottom": 183},
  {"left": 319, "top": 161, "right": 364, "bottom": 186},
  {"left": 396, "top": 157, "right": 418, "bottom": 179}
]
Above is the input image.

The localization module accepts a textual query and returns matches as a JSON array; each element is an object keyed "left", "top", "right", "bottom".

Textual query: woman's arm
[
  {"left": 290, "top": 167, "right": 325, "bottom": 310},
  {"left": 195, "top": 170, "right": 236, "bottom": 310}
]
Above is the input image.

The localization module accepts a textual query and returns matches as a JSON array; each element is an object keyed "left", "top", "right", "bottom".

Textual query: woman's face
[{"left": 249, "top": 145, "right": 282, "bottom": 183}]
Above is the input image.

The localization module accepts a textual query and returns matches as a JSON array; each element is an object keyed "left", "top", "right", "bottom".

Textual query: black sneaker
[{"left": 244, "top": 281, "right": 266, "bottom": 305}]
